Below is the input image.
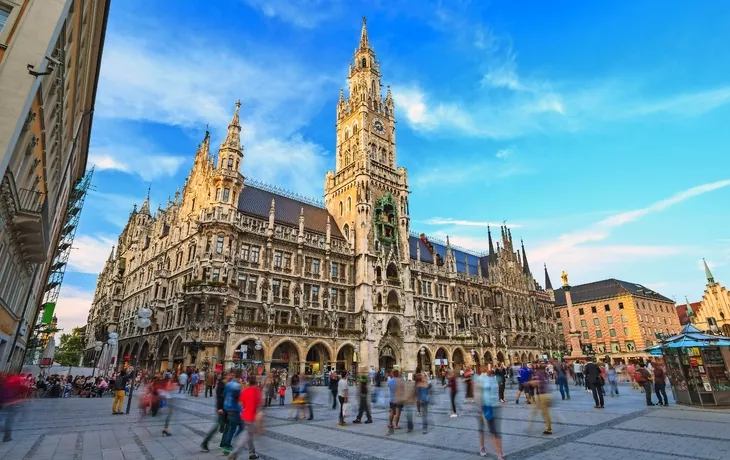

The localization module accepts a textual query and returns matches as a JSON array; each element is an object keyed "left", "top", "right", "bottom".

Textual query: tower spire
[
  {"left": 704, "top": 258, "right": 716, "bottom": 286},
  {"left": 359, "top": 16, "right": 369, "bottom": 49},
  {"left": 488, "top": 226, "right": 496, "bottom": 264},
  {"left": 521, "top": 238, "right": 531, "bottom": 275},
  {"left": 222, "top": 100, "right": 242, "bottom": 151},
  {"left": 140, "top": 187, "right": 151, "bottom": 215},
  {"left": 544, "top": 263, "right": 553, "bottom": 290}
]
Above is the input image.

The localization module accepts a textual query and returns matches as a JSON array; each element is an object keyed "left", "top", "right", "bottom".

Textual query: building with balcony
[
  {"left": 84, "top": 19, "right": 557, "bottom": 376},
  {"left": 0, "top": 0, "right": 110, "bottom": 369},
  {"left": 553, "top": 279, "right": 680, "bottom": 360}
]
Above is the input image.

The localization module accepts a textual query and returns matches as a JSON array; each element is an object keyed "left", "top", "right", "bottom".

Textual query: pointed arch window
[
  {"left": 222, "top": 188, "right": 230, "bottom": 202},
  {"left": 371, "top": 144, "right": 376, "bottom": 159},
  {"left": 343, "top": 223, "right": 349, "bottom": 241},
  {"left": 353, "top": 123, "right": 358, "bottom": 134},
  {"left": 227, "top": 157, "right": 233, "bottom": 169},
  {"left": 361, "top": 57, "right": 367, "bottom": 68},
  {"left": 347, "top": 197, "right": 352, "bottom": 212},
  {"left": 339, "top": 201, "right": 344, "bottom": 216}
]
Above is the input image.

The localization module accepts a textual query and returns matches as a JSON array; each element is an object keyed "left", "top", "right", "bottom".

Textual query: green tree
[{"left": 55, "top": 333, "right": 84, "bottom": 367}]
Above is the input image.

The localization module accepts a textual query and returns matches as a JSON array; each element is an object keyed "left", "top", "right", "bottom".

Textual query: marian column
[{"left": 561, "top": 271, "right": 583, "bottom": 357}]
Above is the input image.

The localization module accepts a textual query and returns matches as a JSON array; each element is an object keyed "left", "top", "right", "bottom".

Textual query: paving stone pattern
[{"left": 1, "top": 382, "right": 729, "bottom": 459}]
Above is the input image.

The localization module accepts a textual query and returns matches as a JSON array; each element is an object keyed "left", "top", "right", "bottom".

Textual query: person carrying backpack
[{"left": 634, "top": 362, "right": 655, "bottom": 406}]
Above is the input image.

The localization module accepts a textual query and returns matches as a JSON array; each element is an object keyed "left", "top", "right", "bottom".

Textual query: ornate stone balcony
[{"left": 1, "top": 172, "right": 50, "bottom": 263}]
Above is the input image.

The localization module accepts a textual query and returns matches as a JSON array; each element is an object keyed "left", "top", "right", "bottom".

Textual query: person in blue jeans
[
  {"left": 555, "top": 361, "right": 570, "bottom": 400},
  {"left": 220, "top": 369, "right": 243, "bottom": 455}
]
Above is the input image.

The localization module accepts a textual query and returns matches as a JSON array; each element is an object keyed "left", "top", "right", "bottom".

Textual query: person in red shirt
[{"left": 231, "top": 375, "right": 263, "bottom": 460}]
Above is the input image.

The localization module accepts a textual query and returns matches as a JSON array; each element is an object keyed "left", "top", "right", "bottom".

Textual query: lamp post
[
  {"left": 91, "top": 341, "right": 103, "bottom": 378},
  {"left": 125, "top": 306, "right": 152, "bottom": 414},
  {"left": 419, "top": 346, "right": 425, "bottom": 371},
  {"left": 255, "top": 340, "right": 262, "bottom": 372}
]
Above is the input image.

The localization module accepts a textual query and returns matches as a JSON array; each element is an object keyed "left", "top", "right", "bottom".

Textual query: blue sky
[{"left": 56, "top": 0, "right": 730, "bottom": 333}]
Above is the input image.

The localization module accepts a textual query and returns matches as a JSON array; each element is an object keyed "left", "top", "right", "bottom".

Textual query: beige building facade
[
  {"left": 84, "top": 20, "right": 558, "bottom": 375},
  {"left": 692, "top": 260, "right": 730, "bottom": 336},
  {"left": 0, "top": 0, "right": 109, "bottom": 370},
  {"left": 554, "top": 279, "right": 680, "bottom": 360}
]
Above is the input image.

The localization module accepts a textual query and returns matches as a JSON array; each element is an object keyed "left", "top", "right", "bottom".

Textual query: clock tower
[{"left": 324, "top": 18, "right": 413, "bottom": 372}]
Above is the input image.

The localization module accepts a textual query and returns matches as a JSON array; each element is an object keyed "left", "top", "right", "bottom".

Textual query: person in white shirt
[
  {"left": 573, "top": 361, "right": 583, "bottom": 386},
  {"left": 337, "top": 371, "right": 349, "bottom": 426},
  {"left": 178, "top": 372, "right": 188, "bottom": 394}
]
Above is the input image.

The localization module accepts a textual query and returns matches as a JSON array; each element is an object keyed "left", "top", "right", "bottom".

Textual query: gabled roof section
[
  {"left": 238, "top": 185, "right": 343, "bottom": 239},
  {"left": 553, "top": 278, "right": 674, "bottom": 307},
  {"left": 676, "top": 302, "right": 702, "bottom": 325},
  {"left": 408, "top": 234, "right": 484, "bottom": 275}
]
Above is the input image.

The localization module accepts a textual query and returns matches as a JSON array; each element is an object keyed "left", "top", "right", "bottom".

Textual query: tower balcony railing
[{"left": 211, "top": 168, "right": 244, "bottom": 183}]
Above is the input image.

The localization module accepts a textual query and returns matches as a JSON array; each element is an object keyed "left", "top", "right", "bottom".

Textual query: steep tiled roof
[
  {"left": 676, "top": 302, "right": 702, "bottom": 325},
  {"left": 553, "top": 279, "right": 673, "bottom": 307},
  {"left": 238, "top": 185, "right": 344, "bottom": 239},
  {"left": 408, "top": 234, "right": 487, "bottom": 276}
]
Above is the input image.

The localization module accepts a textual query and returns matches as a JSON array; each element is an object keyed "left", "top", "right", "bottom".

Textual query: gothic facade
[{"left": 84, "top": 19, "right": 558, "bottom": 375}]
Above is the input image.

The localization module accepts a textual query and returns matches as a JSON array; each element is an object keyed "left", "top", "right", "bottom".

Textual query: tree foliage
[{"left": 55, "top": 333, "right": 84, "bottom": 367}]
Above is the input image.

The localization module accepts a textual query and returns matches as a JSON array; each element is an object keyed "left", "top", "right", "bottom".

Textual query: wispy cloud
[
  {"left": 67, "top": 234, "right": 117, "bottom": 274},
  {"left": 94, "top": 25, "right": 337, "bottom": 195},
  {"left": 241, "top": 0, "right": 343, "bottom": 29},
  {"left": 86, "top": 192, "right": 147, "bottom": 228},
  {"left": 495, "top": 148, "right": 511, "bottom": 159},
  {"left": 529, "top": 180, "right": 730, "bottom": 279},
  {"left": 89, "top": 145, "right": 186, "bottom": 181},
  {"left": 424, "top": 218, "right": 522, "bottom": 228},
  {"left": 393, "top": 9, "right": 730, "bottom": 140},
  {"left": 533, "top": 179, "right": 730, "bottom": 262},
  {"left": 54, "top": 285, "right": 95, "bottom": 334}
]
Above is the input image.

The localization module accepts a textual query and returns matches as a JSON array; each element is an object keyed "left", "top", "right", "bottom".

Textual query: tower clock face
[{"left": 373, "top": 119, "right": 384, "bottom": 134}]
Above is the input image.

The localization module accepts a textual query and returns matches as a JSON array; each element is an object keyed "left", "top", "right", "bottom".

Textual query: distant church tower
[{"left": 324, "top": 18, "right": 412, "bottom": 370}]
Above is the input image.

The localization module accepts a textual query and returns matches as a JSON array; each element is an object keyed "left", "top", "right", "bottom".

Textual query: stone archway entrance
[
  {"left": 416, "top": 346, "right": 432, "bottom": 373},
  {"left": 496, "top": 351, "right": 505, "bottom": 365},
  {"left": 378, "top": 317, "right": 403, "bottom": 372},
  {"left": 157, "top": 338, "right": 170, "bottom": 372},
  {"left": 337, "top": 344, "right": 356, "bottom": 373},
  {"left": 452, "top": 348, "right": 465, "bottom": 373},
  {"left": 306, "top": 343, "right": 331, "bottom": 375},
  {"left": 271, "top": 341, "right": 299, "bottom": 372}
]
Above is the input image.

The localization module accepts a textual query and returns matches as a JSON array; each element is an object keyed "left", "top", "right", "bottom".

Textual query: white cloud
[
  {"left": 67, "top": 234, "right": 116, "bottom": 274},
  {"left": 496, "top": 148, "right": 511, "bottom": 159},
  {"left": 393, "top": 11, "right": 730, "bottom": 140},
  {"left": 424, "top": 218, "right": 522, "bottom": 228},
  {"left": 94, "top": 28, "right": 335, "bottom": 195},
  {"left": 54, "top": 285, "right": 95, "bottom": 335},
  {"left": 89, "top": 146, "right": 186, "bottom": 181},
  {"left": 241, "top": 0, "right": 342, "bottom": 28},
  {"left": 86, "top": 192, "right": 146, "bottom": 228}
]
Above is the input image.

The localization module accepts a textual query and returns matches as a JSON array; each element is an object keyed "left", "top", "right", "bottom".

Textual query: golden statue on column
[{"left": 561, "top": 271, "right": 569, "bottom": 286}]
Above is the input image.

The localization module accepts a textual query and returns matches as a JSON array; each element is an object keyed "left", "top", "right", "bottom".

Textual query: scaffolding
[{"left": 24, "top": 168, "right": 94, "bottom": 365}]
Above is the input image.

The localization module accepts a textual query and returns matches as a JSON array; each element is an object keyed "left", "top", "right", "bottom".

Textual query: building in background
[
  {"left": 676, "top": 301, "right": 702, "bottom": 325},
  {"left": 0, "top": 0, "right": 110, "bottom": 370},
  {"left": 554, "top": 279, "right": 680, "bottom": 361},
  {"left": 84, "top": 19, "right": 558, "bottom": 376},
  {"left": 690, "top": 260, "right": 730, "bottom": 336}
]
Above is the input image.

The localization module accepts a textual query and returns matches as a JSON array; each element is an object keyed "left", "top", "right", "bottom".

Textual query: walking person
[
  {"left": 298, "top": 374, "right": 314, "bottom": 420},
  {"left": 634, "top": 362, "right": 655, "bottom": 406},
  {"left": 220, "top": 370, "right": 243, "bottom": 456},
  {"left": 515, "top": 363, "right": 533, "bottom": 404},
  {"left": 160, "top": 374, "right": 174, "bottom": 436},
  {"left": 328, "top": 371, "right": 339, "bottom": 410},
  {"left": 583, "top": 357, "right": 604, "bottom": 409},
  {"left": 205, "top": 371, "right": 215, "bottom": 398},
  {"left": 476, "top": 365, "right": 505, "bottom": 459},
  {"left": 178, "top": 371, "right": 188, "bottom": 394},
  {"left": 607, "top": 364, "right": 619, "bottom": 397},
  {"left": 230, "top": 375, "right": 263, "bottom": 460},
  {"left": 112, "top": 368, "right": 129, "bottom": 414},
  {"left": 573, "top": 361, "right": 583, "bottom": 387},
  {"left": 653, "top": 363, "right": 669, "bottom": 406},
  {"left": 555, "top": 361, "right": 570, "bottom": 400},
  {"left": 337, "top": 371, "right": 349, "bottom": 426},
  {"left": 353, "top": 376, "right": 372, "bottom": 424},
  {"left": 494, "top": 363, "right": 507, "bottom": 403},
  {"left": 415, "top": 373, "right": 431, "bottom": 434},
  {"left": 201, "top": 372, "right": 228, "bottom": 451},
  {"left": 387, "top": 370, "right": 403, "bottom": 434},
  {"left": 448, "top": 370, "right": 458, "bottom": 417},
  {"left": 528, "top": 366, "right": 553, "bottom": 436}
]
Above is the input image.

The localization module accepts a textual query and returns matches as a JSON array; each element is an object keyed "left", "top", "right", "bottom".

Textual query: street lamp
[
  {"left": 419, "top": 346, "right": 425, "bottom": 371},
  {"left": 125, "top": 306, "right": 152, "bottom": 414},
  {"left": 91, "top": 341, "right": 103, "bottom": 378}
]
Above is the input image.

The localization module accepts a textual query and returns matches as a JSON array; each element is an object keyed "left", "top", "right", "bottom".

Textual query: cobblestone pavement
[{"left": 1, "top": 382, "right": 729, "bottom": 459}]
